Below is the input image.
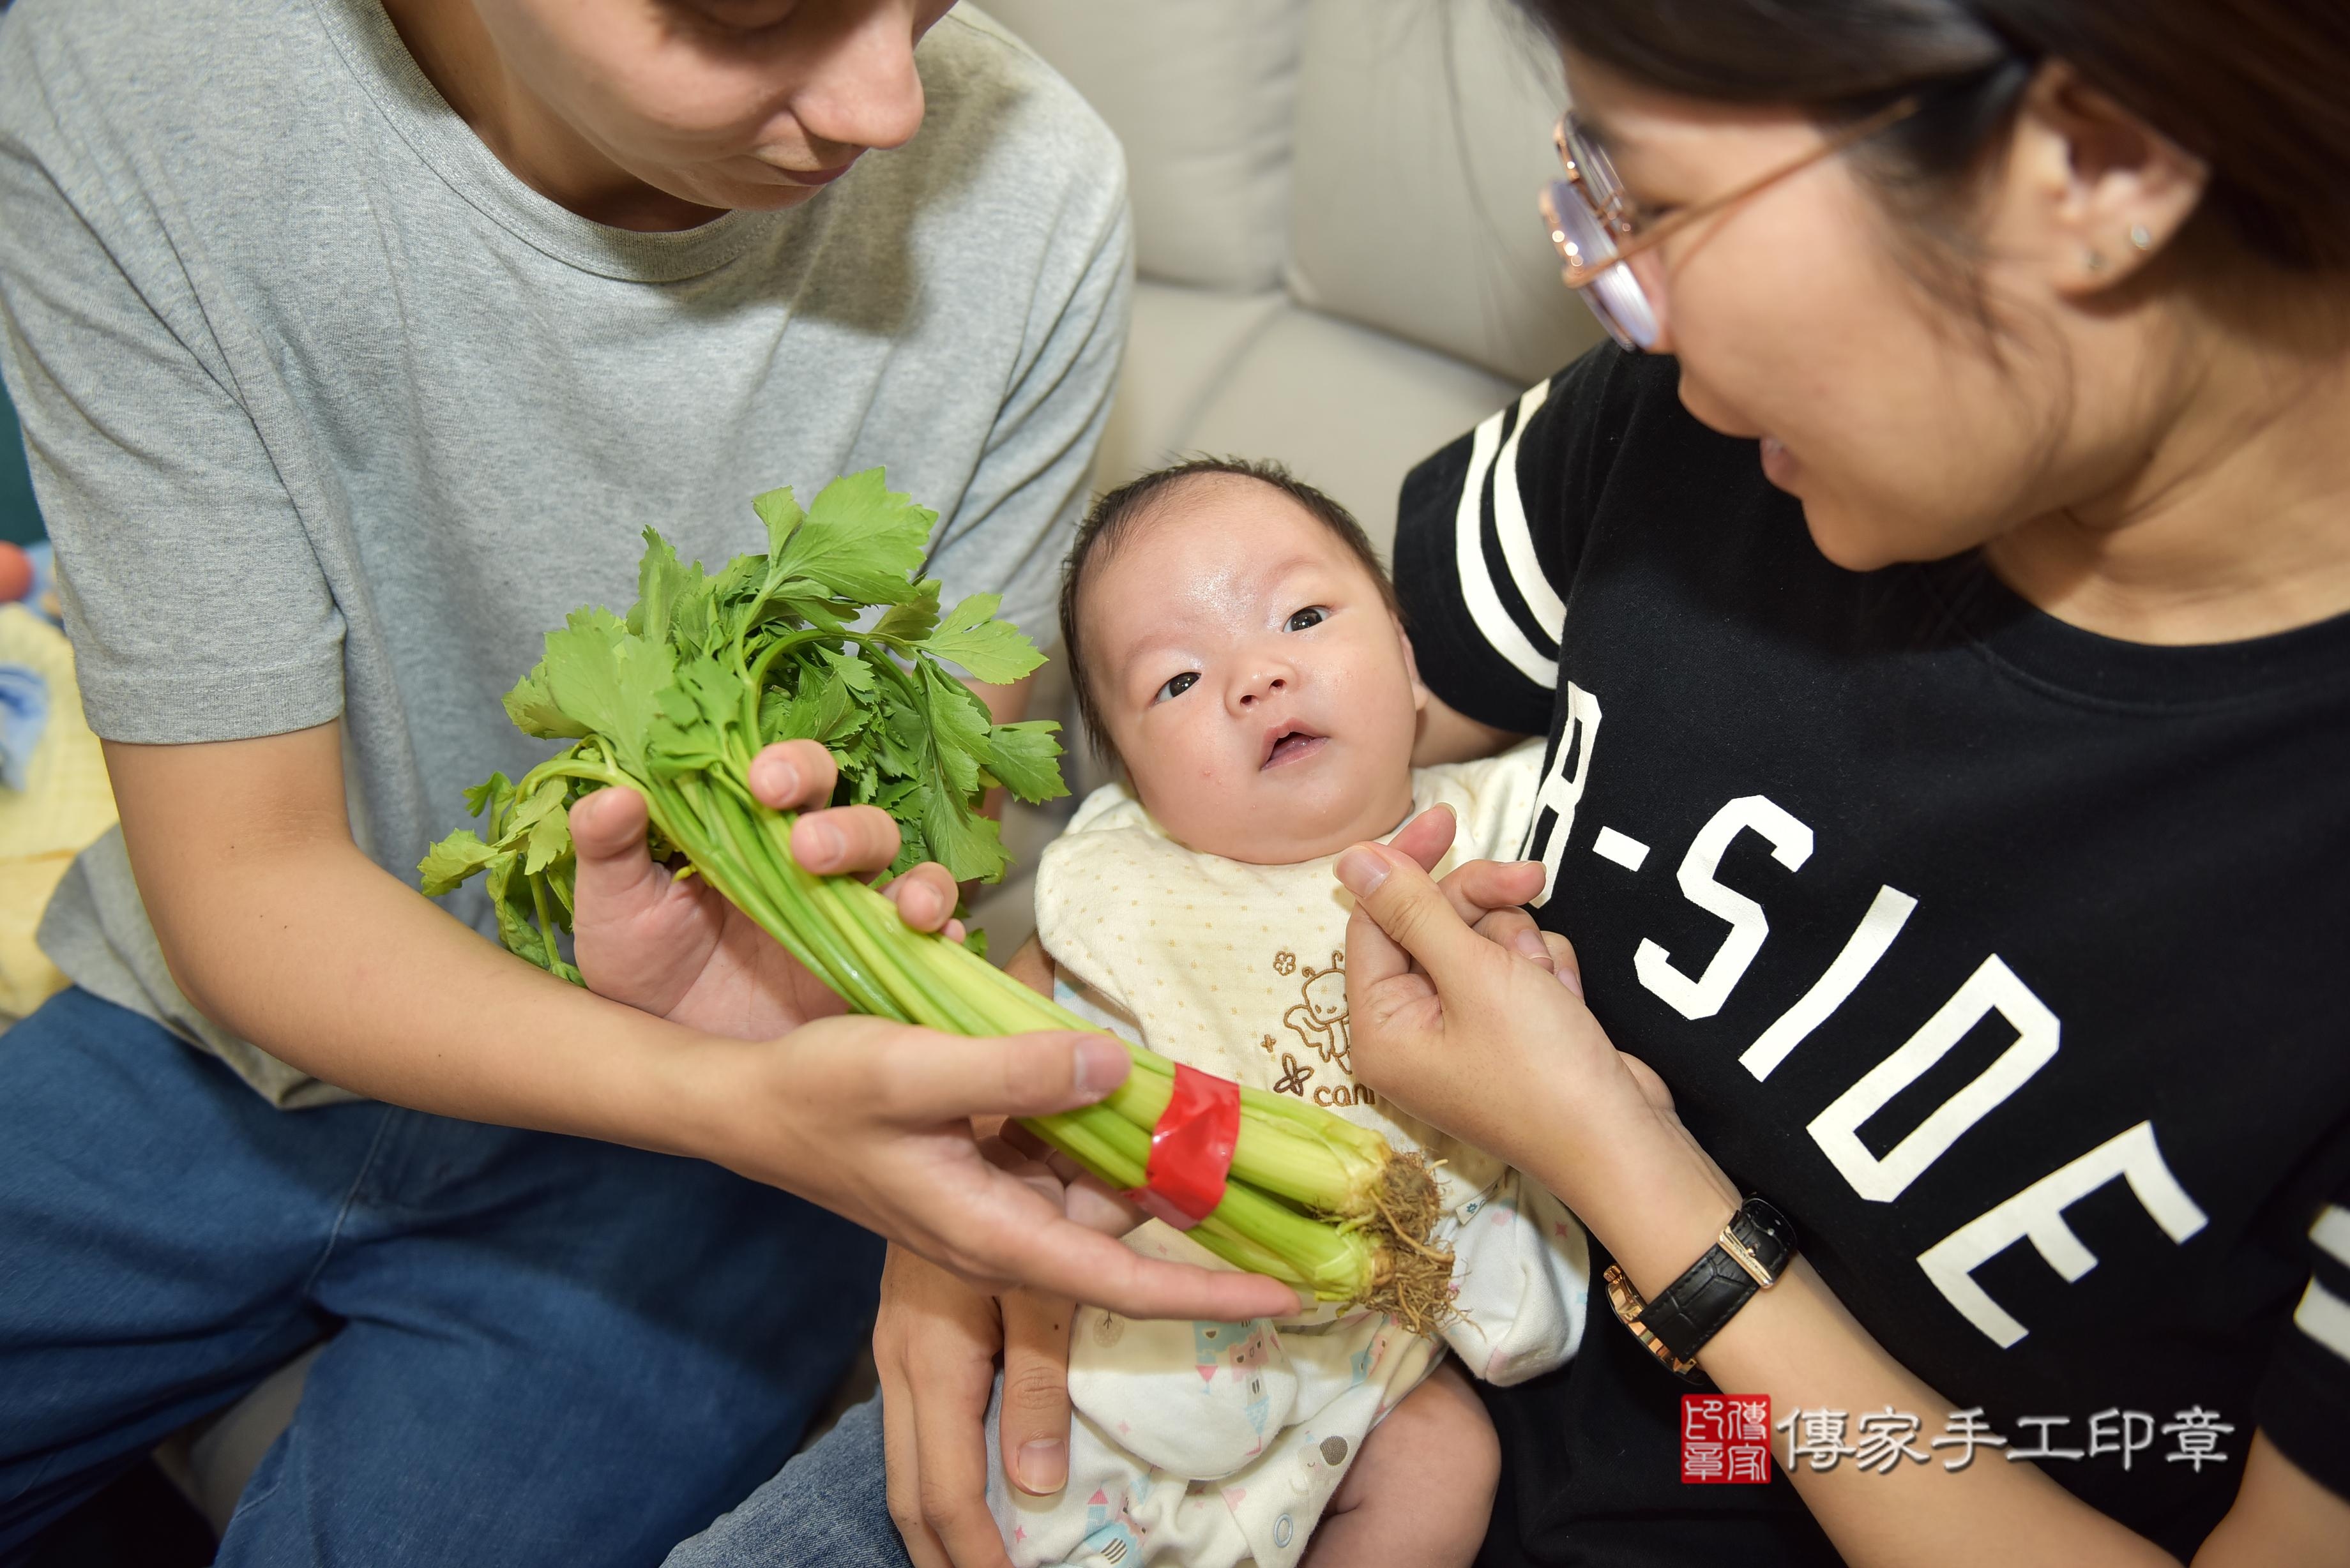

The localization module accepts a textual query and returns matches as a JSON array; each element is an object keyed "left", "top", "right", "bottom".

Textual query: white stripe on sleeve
[
  {"left": 1454, "top": 391, "right": 1559, "bottom": 688},
  {"left": 2295, "top": 1274, "right": 2350, "bottom": 1366},
  {"left": 1492, "top": 377, "right": 1566, "bottom": 641},
  {"left": 2312, "top": 1203, "right": 2350, "bottom": 1269}
]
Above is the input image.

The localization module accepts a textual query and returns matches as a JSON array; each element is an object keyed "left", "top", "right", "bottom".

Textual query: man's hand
[
  {"left": 876, "top": 1244, "right": 1018, "bottom": 1568},
  {"left": 572, "top": 737, "right": 963, "bottom": 1039},
  {"left": 875, "top": 1135, "right": 1146, "bottom": 1568}
]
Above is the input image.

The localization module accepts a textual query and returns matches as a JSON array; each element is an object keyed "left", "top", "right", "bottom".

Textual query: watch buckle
[{"left": 1717, "top": 1224, "right": 1778, "bottom": 1289}]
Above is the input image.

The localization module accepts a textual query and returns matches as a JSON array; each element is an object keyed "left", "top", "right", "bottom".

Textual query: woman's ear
[
  {"left": 2006, "top": 61, "right": 2208, "bottom": 296},
  {"left": 1397, "top": 617, "right": 1431, "bottom": 714}
]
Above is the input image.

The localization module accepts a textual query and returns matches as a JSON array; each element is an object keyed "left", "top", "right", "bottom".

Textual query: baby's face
[{"left": 1079, "top": 476, "right": 1427, "bottom": 864}]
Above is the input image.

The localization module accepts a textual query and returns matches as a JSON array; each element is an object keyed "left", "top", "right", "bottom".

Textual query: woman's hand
[
  {"left": 570, "top": 737, "right": 964, "bottom": 1039},
  {"left": 1338, "top": 826, "right": 1623, "bottom": 1170},
  {"left": 1338, "top": 817, "right": 1731, "bottom": 1229},
  {"left": 875, "top": 1137, "right": 1146, "bottom": 1568}
]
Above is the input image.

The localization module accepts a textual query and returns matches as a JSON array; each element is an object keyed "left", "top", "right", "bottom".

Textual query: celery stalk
[{"left": 422, "top": 477, "right": 1455, "bottom": 1321}]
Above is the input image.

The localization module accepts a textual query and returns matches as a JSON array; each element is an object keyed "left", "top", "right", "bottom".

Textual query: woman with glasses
[
  {"left": 686, "top": 2, "right": 2350, "bottom": 1565},
  {"left": 1336, "top": 0, "right": 2350, "bottom": 1564}
]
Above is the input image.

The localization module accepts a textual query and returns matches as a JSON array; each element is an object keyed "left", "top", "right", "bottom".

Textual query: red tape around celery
[{"left": 1126, "top": 1063, "right": 1241, "bottom": 1230}]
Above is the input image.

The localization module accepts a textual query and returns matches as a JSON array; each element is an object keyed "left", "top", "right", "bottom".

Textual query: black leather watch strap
[{"left": 1635, "top": 1198, "right": 1798, "bottom": 1365}]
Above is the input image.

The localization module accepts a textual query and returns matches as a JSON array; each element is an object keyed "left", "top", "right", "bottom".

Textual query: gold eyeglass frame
[{"left": 1542, "top": 94, "right": 1923, "bottom": 331}]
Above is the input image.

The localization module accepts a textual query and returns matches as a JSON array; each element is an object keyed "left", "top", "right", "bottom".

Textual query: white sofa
[
  {"left": 172, "top": 0, "right": 1598, "bottom": 1529},
  {"left": 987, "top": 0, "right": 1598, "bottom": 541}
]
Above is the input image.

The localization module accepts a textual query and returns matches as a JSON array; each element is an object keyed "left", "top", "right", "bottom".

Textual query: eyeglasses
[{"left": 1540, "top": 94, "right": 1922, "bottom": 351}]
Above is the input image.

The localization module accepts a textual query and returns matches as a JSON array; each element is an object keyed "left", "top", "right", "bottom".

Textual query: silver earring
[
  {"left": 2084, "top": 248, "right": 2107, "bottom": 273},
  {"left": 2128, "top": 224, "right": 2153, "bottom": 252}
]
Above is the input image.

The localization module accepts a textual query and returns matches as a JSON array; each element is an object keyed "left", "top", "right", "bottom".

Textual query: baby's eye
[
  {"left": 1155, "top": 672, "right": 1199, "bottom": 702},
  {"left": 1285, "top": 607, "right": 1327, "bottom": 633}
]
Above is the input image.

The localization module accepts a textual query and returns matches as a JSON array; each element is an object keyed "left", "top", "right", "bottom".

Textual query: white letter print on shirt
[
  {"left": 1807, "top": 955, "right": 2061, "bottom": 1202},
  {"left": 1519, "top": 683, "right": 1601, "bottom": 907},
  {"left": 1634, "top": 796, "right": 1815, "bottom": 1020},
  {"left": 1918, "top": 1120, "right": 2208, "bottom": 1346},
  {"left": 1742, "top": 885, "right": 1919, "bottom": 1080}
]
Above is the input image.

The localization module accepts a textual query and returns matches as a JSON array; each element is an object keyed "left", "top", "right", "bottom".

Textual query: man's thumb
[
  {"left": 888, "top": 1030, "right": 1132, "bottom": 1124},
  {"left": 567, "top": 787, "right": 672, "bottom": 934},
  {"left": 569, "top": 785, "right": 650, "bottom": 862}
]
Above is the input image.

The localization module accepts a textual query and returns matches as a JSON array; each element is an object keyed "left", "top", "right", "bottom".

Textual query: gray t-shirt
[{"left": 0, "top": 0, "right": 1130, "bottom": 1104}]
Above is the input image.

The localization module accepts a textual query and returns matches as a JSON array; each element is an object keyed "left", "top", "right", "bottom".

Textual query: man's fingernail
[
  {"left": 1335, "top": 847, "right": 1390, "bottom": 898},
  {"left": 752, "top": 755, "right": 800, "bottom": 801},
  {"left": 1512, "top": 930, "right": 1554, "bottom": 967},
  {"left": 1015, "top": 1439, "right": 1067, "bottom": 1493},
  {"left": 1072, "top": 1037, "right": 1129, "bottom": 1098},
  {"left": 801, "top": 820, "right": 843, "bottom": 864}
]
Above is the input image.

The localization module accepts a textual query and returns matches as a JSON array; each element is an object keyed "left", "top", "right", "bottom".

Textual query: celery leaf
[
  {"left": 980, "top": 721, "right": 1069, "bottom": 804},
  {"left": 768, "top": 470, "right": 935, "bottom": 607},
  {"left": 420, "top": 829, "right": 499, "bottom": 898}
]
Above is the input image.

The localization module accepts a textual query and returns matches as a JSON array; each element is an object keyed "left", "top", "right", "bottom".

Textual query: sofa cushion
[
  {"left": 974, "top": 0, "right": 1307, "bottom": 292},
  {"left": 1181, "top": 305, "right": 1518, "bottom": 552},
  {"left": 1285, "top": 0, "right": 1603, "bottom": 386},
  {"left": 1095, "top": 281, "right": 1288, "bottom": 486}
]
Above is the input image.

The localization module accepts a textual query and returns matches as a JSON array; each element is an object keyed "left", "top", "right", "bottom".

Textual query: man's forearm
[{"left": 153, "top": 824, "right": 730, "bottom": 1156}]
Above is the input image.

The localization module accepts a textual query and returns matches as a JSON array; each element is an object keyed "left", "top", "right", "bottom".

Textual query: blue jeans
[
  {"left": 0, "top": 987, "right": 884, "bottom": 1567},
  {"left": 667, "top": 1396, "right": 909, "bottom": 1568}
]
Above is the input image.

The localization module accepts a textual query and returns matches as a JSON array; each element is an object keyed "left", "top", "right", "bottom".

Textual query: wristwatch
[{"left": 1603, "top": 1196, "right": 1798, "bottom": 1377}]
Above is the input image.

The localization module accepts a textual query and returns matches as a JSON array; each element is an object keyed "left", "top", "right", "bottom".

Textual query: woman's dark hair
[
  {"left": 1058, "top": 457, "right": 1399, "bottom": 764},
  {"left": 1509, "top": 0, "right": 2350, "bottom": 276}
]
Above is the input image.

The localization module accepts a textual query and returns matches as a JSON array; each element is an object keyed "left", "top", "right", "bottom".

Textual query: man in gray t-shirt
[{"left": 0, "top": 1, "right": 1294, "bottom": 1559}]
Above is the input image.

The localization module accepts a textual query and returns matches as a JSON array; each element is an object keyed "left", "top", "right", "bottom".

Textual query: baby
[{"left": 988, "top": 460, "right": 1589, "bottom": 1568}]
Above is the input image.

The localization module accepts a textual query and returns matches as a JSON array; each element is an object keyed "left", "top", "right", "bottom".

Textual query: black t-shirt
[{"left": 1391, "top": 346, "right": 2350, "bottom": 1566}]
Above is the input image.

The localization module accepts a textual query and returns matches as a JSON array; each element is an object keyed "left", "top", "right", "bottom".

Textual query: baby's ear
[{"left": 1396, "top": 617, "right": 1431, "bottom": 714}]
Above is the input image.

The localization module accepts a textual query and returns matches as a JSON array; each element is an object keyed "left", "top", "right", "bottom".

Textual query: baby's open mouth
[{"left": 1261, "top": 724, "right": 1329, "bottom": 770}]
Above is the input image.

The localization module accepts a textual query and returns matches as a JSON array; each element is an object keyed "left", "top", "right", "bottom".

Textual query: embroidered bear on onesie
[{"left": 1281, "top": 953, "right": 1351, "bottom": 1071}]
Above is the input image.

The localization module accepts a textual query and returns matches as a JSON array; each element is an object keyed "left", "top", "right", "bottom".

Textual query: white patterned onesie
[{"left": 988, "top": 741, "right": 1591, "bottom": 1568}]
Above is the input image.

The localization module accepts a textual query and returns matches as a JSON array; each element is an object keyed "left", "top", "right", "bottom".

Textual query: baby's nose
[{"left": 1237, "top": 675, "right": 1287, "bottom": 707}]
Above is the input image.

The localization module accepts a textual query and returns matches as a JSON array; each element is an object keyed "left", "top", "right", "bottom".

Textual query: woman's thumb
[{"left": 1335, "top": 841, "right": 1492, "bottom": 980}]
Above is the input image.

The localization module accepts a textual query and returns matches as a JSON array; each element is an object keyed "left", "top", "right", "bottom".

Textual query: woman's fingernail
[
  {"left": 1558, "top": 964, "right": 1584, "bottom": 998},
  {"left": 1073, "top": 1037, "right": 1130, "bottom": 1098},
  {"left": 1015, "top": 1439, "right": 1067, "bottom": 1493},
  {"left": 801, "top": 819, "right": 843, "bottom": 864},
  {"left": 1512, "top": 930, "right": 1554, "bottom": 967},
  {"left": 1335, "top": 847, "right": 1390, "bottom": 898}
]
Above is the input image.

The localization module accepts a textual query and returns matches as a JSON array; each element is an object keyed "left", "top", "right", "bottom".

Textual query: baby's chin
[{"left": 1148, "top": 782, "right": 1416, "bottom": 866}]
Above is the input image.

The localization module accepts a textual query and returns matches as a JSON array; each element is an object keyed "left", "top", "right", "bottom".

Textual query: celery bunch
[{"left": 420, "top": 471, "right": 1449, "bottom": 1319}]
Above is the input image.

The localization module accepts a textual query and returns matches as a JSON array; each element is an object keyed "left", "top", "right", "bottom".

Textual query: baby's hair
[{"left": 1058, "top": 456, "right": 1400, "bottom": 765}]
